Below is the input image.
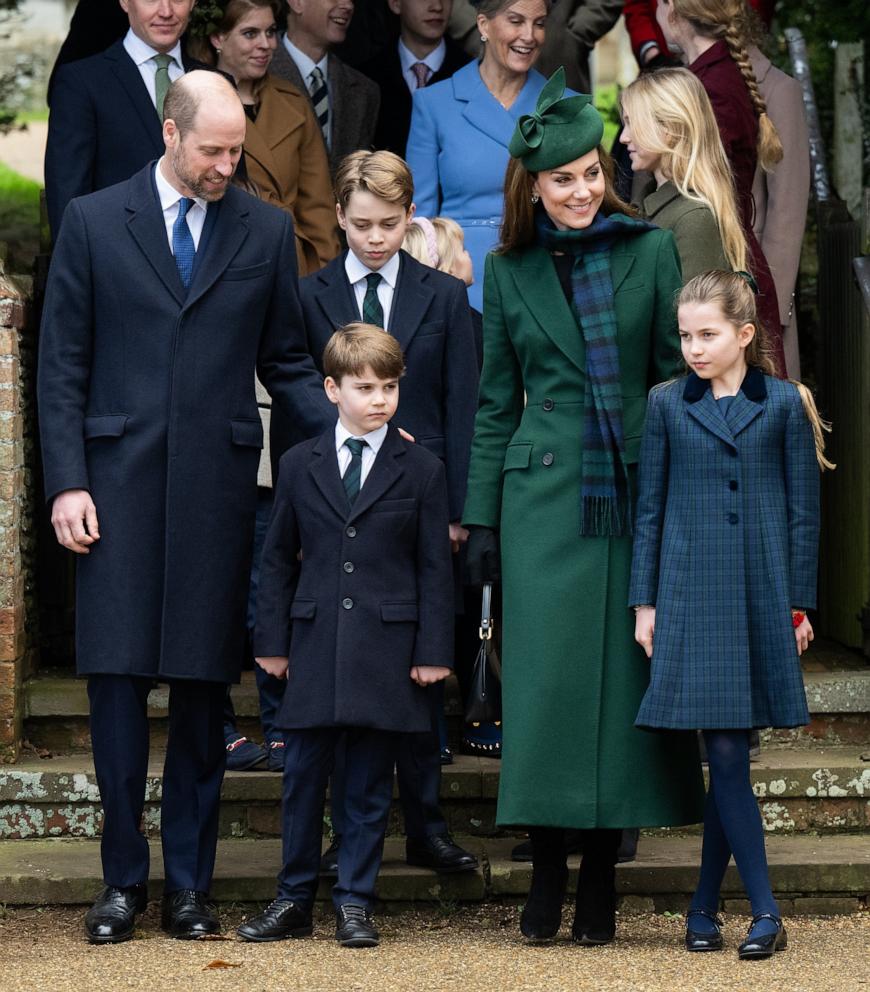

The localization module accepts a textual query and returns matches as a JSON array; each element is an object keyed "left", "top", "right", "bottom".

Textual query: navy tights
[{"left": 689, "top": 730, "right": 779, "bottom": 938}]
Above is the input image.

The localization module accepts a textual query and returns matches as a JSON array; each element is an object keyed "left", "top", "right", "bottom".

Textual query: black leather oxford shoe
[
  {"left": 685, "top": 909, "right": 724, "bottom": 952},
  {"left": 236, "top": 899, "right": 313, "bottom": 942},
  {"left": 335, "top": 904, "right": 379, "bottom": 948},
  {"left": 160, "top": 890, "right": 220, "bottom": 939},
  {"left": 85, "top": 884, "right": 148, "bottom": 944},
  {"left": 737, "top": 913, "right": 787, "bottom": 960},
  {"left": 320, "top": 836, "right": 340, "bottom": 876},
  {"left": 406, "top": 833, "right": 479, "bottom": 873}
]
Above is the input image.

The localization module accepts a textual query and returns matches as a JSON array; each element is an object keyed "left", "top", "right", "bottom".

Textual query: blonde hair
[
  {"left": 334, "top": 151, "right": 414, "bottom": 212},
  {"left": 621, "top": 69, "right": 747, "bottom": 272},
  {"left": 322, "top": 323, "right": 406, "bottom": 382},
  {"left": 679, "top": 271, "right": 834, "bottom": 470},
  {"left": 668, "top": 0, "right": 783, "bottom": 171},
  {"left": 402, "top": 216, "right": 466, "bottom": 276}
]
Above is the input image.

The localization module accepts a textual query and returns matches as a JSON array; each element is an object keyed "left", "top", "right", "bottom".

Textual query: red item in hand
[{"left": 792, "top": 611, "right": 806, "bottom": 629}]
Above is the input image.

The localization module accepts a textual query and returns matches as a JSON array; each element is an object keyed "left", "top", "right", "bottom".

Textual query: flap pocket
[
  {"left": 381, "top": 602, "right": 419, "bottom": 622},
  {"left": 416, "top": 320, "right": 444, "bottom": 338},
  {"left": 371, "top": 497, "right": 417, "bottom": 513},
  {"left": 290, "top": 599, "right": 316, "bottom": 620},
  {"left": 84, "top": 414, "right": 129, "bottom": 439},
  {"left": 231, "top": 419, "right": 264, "bottom": 448},
  {"left": 223, "top": 261, "right": 271, "bottom": 281},
  {"left": 502, "top": 442, "right": 532, "bottom": 472}
]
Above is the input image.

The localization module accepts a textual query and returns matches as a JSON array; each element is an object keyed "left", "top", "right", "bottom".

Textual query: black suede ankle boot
[
  {"left": 572, "top": 829, "right": 619, "bottom": 945},
  {"left": 520, "top": 828, "right": 569, "bottom": 942}
]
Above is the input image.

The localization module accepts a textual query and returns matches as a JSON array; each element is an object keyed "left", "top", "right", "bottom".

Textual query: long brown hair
[
  {"left": 498, "top": 147, "right": 636, "bottom": 254},
  {"left": 187, "top": 0, "right": 281, "bottom": 67},
  {"left": 678, "top": 271, "right": 834, "bottom": 470}
]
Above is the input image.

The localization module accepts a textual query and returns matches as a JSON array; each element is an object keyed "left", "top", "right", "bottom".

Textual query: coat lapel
[
  {"left": 348, "top": 428, "right": 405, "bottom": 522},
  {"left": 684, "top": 386, "right": 736, "bottom": 450},
  {"left": 315, "top": 255, "right": 360, "bottom": 329},
  {"left": 454, "top": 62, "right": 542, "bottom": 149},
  {"left": 609, "top": 244, "right": 637, "bottom": 293},
  {"left": 683, "top": 369, "right": 767, "bottom": 447},
  {"left": 105, "top": 42, "right": 164, "bottom": 151},
  {"left": 125, "top": 164, "right": 186, "bottom": 305},
  {"left": 510, "top": 246, "right": 586, "bottom": 373},
  {"left": 183, "top": 189, "right": 249, "bottom": 309},
  {"left": 726, "top": 366, "right": 767, "bottom": 436},
  {"left": 309, "top": 432, "right": 350, "bottom": 519},
  {"left": 389, "top": 253, "right": 435, "bottom": 351}
]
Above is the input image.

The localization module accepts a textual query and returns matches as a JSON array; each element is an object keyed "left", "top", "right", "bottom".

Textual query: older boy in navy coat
[
  {"left": 270, "top": 149, "right": 479, "bottom": 876},
  {"left": 239, "top": 325, "right": 454, "bottom": 947}
]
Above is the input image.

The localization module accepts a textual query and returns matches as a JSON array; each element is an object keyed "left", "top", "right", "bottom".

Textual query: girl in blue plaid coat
[{"left": 629, "top": 270, "right": 832, "bottom": 961}]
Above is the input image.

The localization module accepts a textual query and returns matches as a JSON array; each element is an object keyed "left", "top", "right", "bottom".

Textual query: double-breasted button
[
  {"left": 729, "top": 480, "right": 739, "bottom": 491},
  {"left": 541, "top": 452, "right": 555, "bottom": 466},
  {"left": 542, "top": 398, "right": 554, "bottom": 411},
  {"left": 346, "top": 526, "right": 357, "bottom": 538},
  {"left": 342, "top": 597, "right": 354, "bottom": 609},
  {"left": 727, "top": 513, "right": 739, "bottom": 525},
  {"left": 343, "top": 561, "right": 354, "bottom": 573}
]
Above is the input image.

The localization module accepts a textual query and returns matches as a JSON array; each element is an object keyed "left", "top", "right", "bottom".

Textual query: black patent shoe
[
  {"left": 685, "top": 908, "right": 724, "bottom": 952},
  {"left": 737, "top": 913, "right": 787, "bottom": 960},
  {"left": 161, "top": 889, "right": 220, "bottom": 939},
  {"left": 335, "top": 904, "right": 379, "bottom": 948},
  {"left": 85, "top": 884, "right": 148, "bottom": 944},
  {"left": 237, "top": 899, "right": 313, "bottom": 942},
  {"left": 520, "top": 864, "right": 569, "bottom": 942}
]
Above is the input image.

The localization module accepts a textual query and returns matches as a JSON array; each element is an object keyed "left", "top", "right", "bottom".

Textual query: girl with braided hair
[{"left": 654, "top": 0, "right": 787, "bottom": 376}]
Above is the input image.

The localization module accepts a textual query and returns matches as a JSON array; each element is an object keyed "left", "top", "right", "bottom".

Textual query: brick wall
[{"left": 0, "top": 276, "right": 35, "bottom": 762}]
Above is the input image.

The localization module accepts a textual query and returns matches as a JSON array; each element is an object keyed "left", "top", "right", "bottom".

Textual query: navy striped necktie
[
  {"left": 343, "top": 438, "right": 367, "bottom": 504},
  {"left": 308, "top": 66, "right": 329, "bottom": 146}
]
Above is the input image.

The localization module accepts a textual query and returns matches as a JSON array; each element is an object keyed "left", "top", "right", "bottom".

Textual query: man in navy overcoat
[{"left": 37, "top": 72, "right": 308, "bottom": 944}]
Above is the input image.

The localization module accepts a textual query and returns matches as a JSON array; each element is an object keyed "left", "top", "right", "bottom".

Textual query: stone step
[
  {"left": 0, "top": 834, "right": 866, "bottom": 914},
  {"left": 2, "top": 748, "right": 868, "bottom": 840}
]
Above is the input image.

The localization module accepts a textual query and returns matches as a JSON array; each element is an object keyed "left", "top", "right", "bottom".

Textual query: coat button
[
  {"left": 541, "top": 452, "right": 554, "bottom": 466},
  {"left": 729, "top": 480, "right": 738, "bottom": 491},
  {"left": 727, "top": 513, "right": 739, "bottom": 524},
  {"left": 346, "top": 526, "right": 357, "bottom": 538},
  {"left": 542, "top": 398, "right": 554, "bottom": 411},
  {"left": 342, "top": 597, "right": 354, "bottom": 609},
  {"left": 343, "top": 561, "right": 354, "bottom": 573}
]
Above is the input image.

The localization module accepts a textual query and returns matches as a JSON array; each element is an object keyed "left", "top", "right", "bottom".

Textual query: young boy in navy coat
[
  {"left": 239, "top": 325, "right": 454, "bottom": 948},
  {"left": 270, "top": 148, "right": 479, "bottom": 877}
]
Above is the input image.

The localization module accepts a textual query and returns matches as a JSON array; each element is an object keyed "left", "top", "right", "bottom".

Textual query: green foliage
[
  {"left": 0, "top": 163, "right": 40, "bottom": 271},
  {"left": 594, "top": 84, "right": 621, "bottom": 153}
]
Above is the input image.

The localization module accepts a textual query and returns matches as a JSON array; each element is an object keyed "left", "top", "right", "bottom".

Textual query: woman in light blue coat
[{"left": 406, "top": 0, "right": 557, "bottom": 311}]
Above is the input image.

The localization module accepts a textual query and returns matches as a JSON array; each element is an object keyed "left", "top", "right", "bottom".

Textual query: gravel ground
[{"left": 0, "top": 905, "right": 867, "bottom": 992}]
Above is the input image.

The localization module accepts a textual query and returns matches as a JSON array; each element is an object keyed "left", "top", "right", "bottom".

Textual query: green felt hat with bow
[{"left": 508, "top": 67, "right": 604, "bottom": 172}]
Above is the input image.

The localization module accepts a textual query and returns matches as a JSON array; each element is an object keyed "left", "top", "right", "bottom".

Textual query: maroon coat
[{"left": 691, "top": 41, "right": 785, "bottom": 377}]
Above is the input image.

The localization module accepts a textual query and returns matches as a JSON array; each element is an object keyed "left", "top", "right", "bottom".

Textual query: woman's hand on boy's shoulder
[
  {"left": 633, "top": 606, "right": 656, "bottom": 659},
  {"left": 411, "top": 665, "right": 451, "bottom": 686},
  {"left": 256, "top": 656, "right": 289, "bottom": 679}
]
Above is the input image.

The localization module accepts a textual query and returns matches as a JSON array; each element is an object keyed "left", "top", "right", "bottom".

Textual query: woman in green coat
[
  {"left": 619, "top": 68, "right": 749, "bottom": 281},
  {"left": 463, "top": 70, "right": 705, "bottom": 945}
]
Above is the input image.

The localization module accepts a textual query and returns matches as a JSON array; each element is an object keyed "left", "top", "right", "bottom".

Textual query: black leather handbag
[{"left": 464, "top": 582, "right": 502, "bottom": 726}]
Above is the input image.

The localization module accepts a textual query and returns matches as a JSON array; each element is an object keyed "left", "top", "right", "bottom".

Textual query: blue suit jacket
[
  {"left": 629, "top": 369, "right": 818, "bottom": 730},
  {"left": 45, "top": 40, "right": 206, "bottom": 239},
  {"left": 255, "top": 425, "right": 454, "bottom": 733},
  {"left": 270, "top": 250, "right": 479, "bottom": 521},
  {"left": 405, "top": 61, "right": 553, "bottom": 310}
]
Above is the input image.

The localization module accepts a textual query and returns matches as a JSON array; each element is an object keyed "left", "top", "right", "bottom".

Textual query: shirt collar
[
  {"left": 335, "top": 419, "right": 389, "bottom": 453},
  {"left": 123, "top": 27, "right": 183, "bottom": 69},
  {"left": 344, "top": 250, "right": 401, "bottom": 290},
  {"left": 283, "top": 34, "right": 328, "bottom": 82},
  {"left": 154, "top": 159, "right": 207, "bottom": 215},
  {"left": 398, "top": 38, "right": 446, "bottom": 76}
]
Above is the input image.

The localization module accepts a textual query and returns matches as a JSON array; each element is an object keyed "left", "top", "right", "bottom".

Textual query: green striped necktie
[{"left": 343, "top": 437, "right": 367, "bottom": 504}]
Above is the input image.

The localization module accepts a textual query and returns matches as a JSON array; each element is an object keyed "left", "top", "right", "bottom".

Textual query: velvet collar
[{"left": 683, "top": 365, "right": 768, "bottom": 403}]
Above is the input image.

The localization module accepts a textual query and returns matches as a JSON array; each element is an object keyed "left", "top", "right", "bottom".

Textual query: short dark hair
[
  {"left": 323, "top": 324, "right": 406, "bottom": 382},
  {"left": 162, "top": 76, "right": 199, "bottom": 133}
]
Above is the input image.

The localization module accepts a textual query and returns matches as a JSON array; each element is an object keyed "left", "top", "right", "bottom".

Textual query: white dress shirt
[
  {"left": 335, "top": 420, "right": 388, "bottom": 489},
  {"left": 398, "top": 38, "right": 446, "bottom": 93},
  {"left": 123, "top": 29, "right": 185, "bottom": 109},
  {"left": 345, "top": 251, "right": 400, "bottom": 331},
  {"left": 155, "top": 159, "right": 208, "bottom": 252},
  {"left": 283, "top": 35, "right": 331, "bottom": 146}
]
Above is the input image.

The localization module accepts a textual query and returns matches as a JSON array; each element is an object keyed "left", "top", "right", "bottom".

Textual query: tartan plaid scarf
[{"left": 536, "top": 210, "right": 655, "bottom": 536}]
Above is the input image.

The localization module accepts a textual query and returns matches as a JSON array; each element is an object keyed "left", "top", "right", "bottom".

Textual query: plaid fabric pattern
[
  {"left": 342, "top": 437, "right": 366, "bottom": 504},
  {"left": 536, "top": 212, "right": 655, "bottom": 536},
  {"left": 362, "top": 272, "right": 384, "bottom": 327},
  {"left": 629, "top": 372, "right": 819, "bottom": 730}
]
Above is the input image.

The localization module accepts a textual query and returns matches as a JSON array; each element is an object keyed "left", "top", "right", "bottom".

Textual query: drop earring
[
  {"left": 531, "top": 192, "right": 540, "bottom": 204},
  {"left": 480, "top": 34, "right": 487, "bottom": 43}
]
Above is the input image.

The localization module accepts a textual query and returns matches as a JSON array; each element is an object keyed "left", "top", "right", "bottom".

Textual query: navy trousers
[
  {"left": 330, "top": 686, "right": 447, "bottom": 840},
  {"left": 277, "top": 726, "right": 399, "bottom": 910},
  {"left": 87, "top": 675, "right": 226, "bottom": 893}
]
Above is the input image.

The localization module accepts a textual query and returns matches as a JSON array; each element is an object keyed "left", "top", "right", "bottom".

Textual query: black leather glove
[{"left": 465, "top": 526, "right": 501, "bottom": 586}]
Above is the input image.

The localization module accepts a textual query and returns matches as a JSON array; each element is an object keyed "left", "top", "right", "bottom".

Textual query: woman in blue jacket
[{"left": 406, "top": 0, "right": 555, "bottom": 311}]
